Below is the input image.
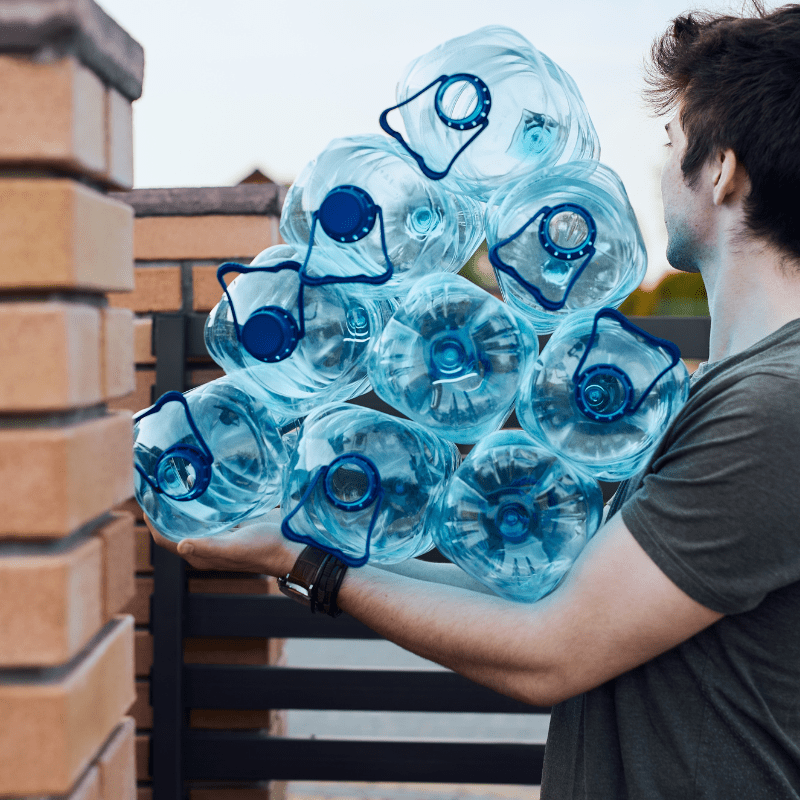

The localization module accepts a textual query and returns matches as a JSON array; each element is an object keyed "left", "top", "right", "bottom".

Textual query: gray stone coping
[
  {"left": 111, "top": 184, "right": 287, "bottom": 217},
  {"left": 0, "top": 0, "right": 144, "bottom": 100}
]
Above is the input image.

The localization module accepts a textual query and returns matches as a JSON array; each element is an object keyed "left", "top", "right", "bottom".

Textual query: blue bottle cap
[
  {"left": 317, "top": 185, "right": 378, "bottom": 243},
  {"left": 240, "top": 306, "right": 301, "bottom": 362}
]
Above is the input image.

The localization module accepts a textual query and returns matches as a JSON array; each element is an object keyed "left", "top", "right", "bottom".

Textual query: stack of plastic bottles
[{"left": 133, "top": 26, "right": 690, "bottom": 601}]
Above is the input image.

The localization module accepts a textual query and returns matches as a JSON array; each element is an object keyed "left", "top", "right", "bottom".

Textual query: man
[{"left": 149, "top": 4, "right": 800, "bottom": 797}]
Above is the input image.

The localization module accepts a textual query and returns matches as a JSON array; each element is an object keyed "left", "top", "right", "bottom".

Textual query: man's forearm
[
  {"left": 375, "top": 558, "right": 496, "bottom": 595},
  {"left": 336, "top": 563, "right": 556, "bottom": 706}
]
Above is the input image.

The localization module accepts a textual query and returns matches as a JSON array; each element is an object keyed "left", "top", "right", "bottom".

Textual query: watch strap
[{"left": 279, "top": 545, "right": 348, "bottom": 617}]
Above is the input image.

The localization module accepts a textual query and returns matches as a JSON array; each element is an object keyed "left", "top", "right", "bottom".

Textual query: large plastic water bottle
[
  {"left": 280, "top": 134, "right": 485, "bottom": 297},
  {"left": 486, "top": 161, "right": 647, "bottom": 333},
  {"left": 133, "top": 376, "right": 289, "bottom": 542},
  {"left": 429, "top": 429, "right": 603, "bottom": 602},
  {"left": 379, "top": 25, "right": 599, "bottom": 201},
  {"left": 516, "top": 308, "right": 690, "bottom": 481},
  {"left": 281, "top": 402, "right": 460, "bottom": 566},
  {"left": 367, "top": 273, "right": 538, "bottom": 444},
  {"left": 204, "top": 245, "right": 394, "bottom": 417}
]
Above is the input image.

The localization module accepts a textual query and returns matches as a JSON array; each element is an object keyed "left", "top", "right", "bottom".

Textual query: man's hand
[{"left": 145, "top": 507, "right": 302, "bottom": 577}]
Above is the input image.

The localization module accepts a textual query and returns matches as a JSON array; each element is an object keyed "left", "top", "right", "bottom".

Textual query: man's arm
[
  {"left": 333, "top": 511, "right": 722, "bottom": 705},
  {"left": 150, "top": 509, "right": 722, "bottom": 707}
]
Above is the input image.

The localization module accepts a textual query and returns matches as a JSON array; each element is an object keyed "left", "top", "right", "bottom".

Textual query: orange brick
[
  {"left": 131, "top": 680, "right": 152, "bottom": 729},
  {"left": 134, "top": 629, "right": 152, "bottom": 678},
  {"left": 106, "top": 87, "right": 134, "bottom": 190},
  {"left": 0, "top": 178, "right": 134, "bottom": 291},
  {"left": 189, "top": 707, "right": 276, "bottom": 731},
  {"left": 134, "top": 317, "right": 155, "bottom": 365},
  {"left": 134, "top": 524, "right": 152, "bottom": 572},
  {"left": 107, "top": 368, "right": 155, "bottom": 415},
  {"left": 0, "top": 412, "right": 134, "bottom": 538},
  {"left": 108, "top": 265, "right": 182, "bottom": 313},
  {"left": 123, "top": 576, "right": 153, "bottom": 626},
  {"left": 134, "top": 216, "right": 277, "bottom": 261},
  {"left": 116, "top": 497, "right": 145, "bottom": 524},
  {"left": 0, "top": 615, "right": 135, "bottom": 796},
  {"left": 192, "top": 263, "right": 233, "bottom": 312},
  {"left": 0, "top": 301, "right": 101, "bottom": 411},
  {"left": 67, "top": 765, "right": 101, "bottom": 800},
  {"left": 0, "top": 536, "right": 103, "bottom": 667},
  {"left": 137, "top": 783, "right": 284, "bottom": 800},
  {"left": 97, "top": 717, "right": 136, "bottom": 800},
  {"left": 0, "top": 55, "right": 105, "bottom": 176},
  {"left": 191, "top": 784, "right": 283, "bottom": 800},
  {"left": 98, "top": 512, "right": 136, "bottom": 623},
  {"left": 135, "top": 733, "right": 150, "bottom": 781},
  {"left": 101, "top": 306, "right": 135, "bottom": 400},
  {"left": 135, "top": 632, "right": 277, "bottom": 677}
]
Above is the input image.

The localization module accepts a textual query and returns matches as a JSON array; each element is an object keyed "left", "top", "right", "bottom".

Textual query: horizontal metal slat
[
  {"left": 185, "top": 593, "right": 383, "bottom": 639},
  {"left": 184, "top": 664, "right": 550, "bottom": 714},
  {"left": 184, "top": 733, "right": 544, "bottom": 785}
]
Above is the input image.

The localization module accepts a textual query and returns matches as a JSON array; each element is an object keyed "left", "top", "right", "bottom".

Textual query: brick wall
[
  {"left": 109, "top": 183, "right": 288, "bottom": 800},
  {"left": 0, "top": 1, "right": 142, "bottom": 798}
]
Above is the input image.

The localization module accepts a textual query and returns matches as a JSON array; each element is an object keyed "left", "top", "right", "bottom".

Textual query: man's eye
[{"left": 664, "top": 142, "right": 673, "bottom": 148}]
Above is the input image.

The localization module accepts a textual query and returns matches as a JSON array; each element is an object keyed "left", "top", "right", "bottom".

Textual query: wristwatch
[{"left": 277, "top": 545, "right": 348, "bottom": 617}]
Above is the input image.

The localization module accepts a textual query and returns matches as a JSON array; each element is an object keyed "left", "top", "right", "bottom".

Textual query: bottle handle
[
  {"left": 572, "top": 308, "right": 682, "bottom": 416},
  {"left": 299, "top": 185, "right": 394, "bottom": 287},
  {"left": 281, "top": 453, "right": 385, "bottom": 568},
  {"left": 488, "top": 203, "right": 597, "bottom": 311},
  {"left": 134, "top": 391, "right": 215, "bottom": 501},
  {"left": 379, "top": 73, "right": 491, "bottom": 181}
]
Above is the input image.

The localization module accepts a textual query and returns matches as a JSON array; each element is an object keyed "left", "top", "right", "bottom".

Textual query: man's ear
[{"left": 712, "top": 148, "right": 748, "bottom": 206}]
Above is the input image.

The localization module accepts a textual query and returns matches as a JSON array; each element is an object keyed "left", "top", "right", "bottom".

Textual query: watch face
[{"left": 278, "top": 575, "right": 314, "bottom": 607}]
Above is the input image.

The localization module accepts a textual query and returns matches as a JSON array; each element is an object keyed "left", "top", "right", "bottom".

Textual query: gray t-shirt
[{"left": 541, "top": 318, "right": 800, "bottom": 799}]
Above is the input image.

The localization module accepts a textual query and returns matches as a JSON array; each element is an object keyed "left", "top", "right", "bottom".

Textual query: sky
[{"left": 98, "top": 0, "right": 772, "bottom": 287}]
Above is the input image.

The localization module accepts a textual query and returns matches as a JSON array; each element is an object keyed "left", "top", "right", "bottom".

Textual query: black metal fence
[{"left": 148, "top": 311, "right": 711, "bottom": 799}]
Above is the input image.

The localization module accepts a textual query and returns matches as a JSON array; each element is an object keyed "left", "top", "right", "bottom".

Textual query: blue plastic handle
[
  {"left": 571, "top": 308, "right": 682, "bottom": 416},
  {"left": 379, "top": 73, "right": 491, "bottom": 181}
]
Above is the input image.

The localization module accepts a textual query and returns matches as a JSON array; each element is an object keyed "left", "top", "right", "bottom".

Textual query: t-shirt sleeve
[{"left": 621, "top": 371, "right": 800, "bottom": 615}]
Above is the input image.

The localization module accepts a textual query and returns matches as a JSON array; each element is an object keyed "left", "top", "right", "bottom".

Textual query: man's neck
[{"left": 702, "top": 235, "right": 800, "bottom": 363}]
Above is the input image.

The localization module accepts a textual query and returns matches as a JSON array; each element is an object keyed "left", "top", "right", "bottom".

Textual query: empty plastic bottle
[
  {"left": 367, "top": 273, "right": 538, "bottom": 444},
  {"left": 379, "top": 25, "right": 599, "bottom": 201},
  {"left": 280, "top": 134, "right": 485, "bottom": 297},
  {"left": 486, "top": 160, "right": 647, "bottom": 333},
  {"left": 133, "top": 376, "right": 289, "bottom": 542},
  {"left": 429, "top": 429, "right": 603, "bottom": 602},
  {"left": 204, "top": 245, "right": 394, "bottom": 417},
  {"left": 281, "top": 402, "right": 460, "bottom": 566},
  {"left": 516, "top": 308, "right": 690, "bottom": 481}
]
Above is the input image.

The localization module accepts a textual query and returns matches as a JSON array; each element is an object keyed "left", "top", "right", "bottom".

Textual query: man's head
[{"left": 646, "top": 3, "right": 800, "bottom": 268}]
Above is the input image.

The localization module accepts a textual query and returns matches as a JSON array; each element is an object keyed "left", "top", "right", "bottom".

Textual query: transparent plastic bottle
[
  {"left": 430, "top": 429, "right": 603, "bottom": 602},
  {"left": 281, "top": 402, "right": 460, "bottom": 566},
  {"left": 367, "top": 273, "right": 538, "bottom": 444},
  {"left": 486, "top": 161, "right": 647, "bottom": 333},
  {"left": 280, "top": 134, "right": 485, "bottom": 297},
  {"left": 204, "top": 245, "right": 394, "bottom": 417},
  {"left": 380, "top": 25, "right": 599, "bottom": 201},
  {"left": 516, "top": 308, "right": 690, "bottom": 481},
  {"left": 133, "top": 376, "right": 289, "bottom": 542}
]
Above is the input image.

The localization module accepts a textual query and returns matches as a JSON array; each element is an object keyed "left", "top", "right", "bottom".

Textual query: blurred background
[{"left": 98, "top": 0, "right": 774, "bottom": 295}]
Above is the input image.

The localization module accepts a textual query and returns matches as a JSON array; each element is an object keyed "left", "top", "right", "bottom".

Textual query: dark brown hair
[{"left": 645, "top": 3, "right": 800, "bottom": 258}]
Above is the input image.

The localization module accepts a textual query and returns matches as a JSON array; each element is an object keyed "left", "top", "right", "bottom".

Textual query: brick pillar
[
  {"left": 109, "top": 184, "right": 288, "bottom": 800},
  {"left": 0, "top": 1, "right": 143, "bottom": 799}
]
